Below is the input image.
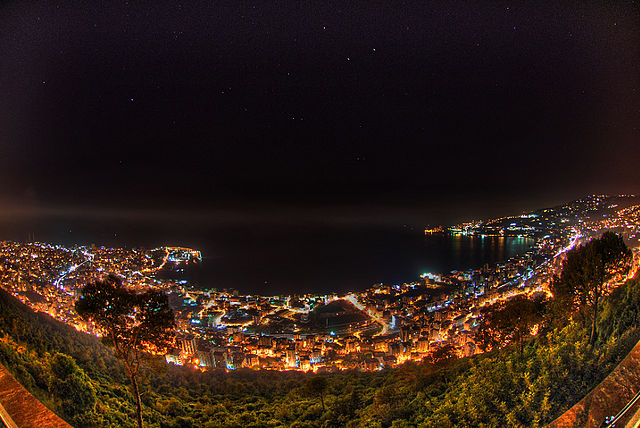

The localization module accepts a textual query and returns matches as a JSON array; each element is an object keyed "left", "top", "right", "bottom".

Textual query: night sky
[{"left": 1, "top": 1, "right": 639, "bottom": 226}]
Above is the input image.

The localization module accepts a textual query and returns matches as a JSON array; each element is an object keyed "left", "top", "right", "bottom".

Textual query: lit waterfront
[{"left": 1, "top": 195, "right": 639, "bottom": 372}]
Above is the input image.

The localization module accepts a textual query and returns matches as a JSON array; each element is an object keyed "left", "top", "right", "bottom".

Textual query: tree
[
  {"left": 477, "top": 295, "right": 546, "bottom": 353},
  {"left": 553, "top": 232, "right": 632, "bottom": 345},
  {"left": 75, "top": 274, "right": 175, "bottom": 428},
  {"left": 49, "top": 353, "right": 97, "bottom": 422},
  {"left": 329, "top": 386, "right": 362, "bottom": 425},
  {"left": 427, "top": 342, "right": 457, "bottom": 364},
  {"left": 303, "top": 375, "right": 328, "bottom": 411}
]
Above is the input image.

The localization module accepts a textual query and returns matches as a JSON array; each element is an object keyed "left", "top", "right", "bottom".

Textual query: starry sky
[{"left": 0, "top": 1, "right": 639, "bottom": 225}]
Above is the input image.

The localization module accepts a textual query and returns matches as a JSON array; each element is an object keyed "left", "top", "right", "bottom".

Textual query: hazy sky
[{"left": 1, "top": 1, "right": 638, "bottom": 224}]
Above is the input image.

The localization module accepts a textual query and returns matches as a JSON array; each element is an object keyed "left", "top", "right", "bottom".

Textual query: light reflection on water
[{"left": 0, "top": 217, "right": 534, "bottom": 295}]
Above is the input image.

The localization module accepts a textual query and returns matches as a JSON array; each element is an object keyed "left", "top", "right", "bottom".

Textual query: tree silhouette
[
  {"left": 553, "top": 231, "right": 632, "bottom": 345},
  {"left": 75, "top": 274, "right": 175, "bottom": 428},
  {"left": 477, "top": 295, "right": 546, "bottom": 354},
  {"left": 304, "top": 375, "right": 328, "bottom": 411}
]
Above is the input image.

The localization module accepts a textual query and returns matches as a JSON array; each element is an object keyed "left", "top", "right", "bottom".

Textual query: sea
[{"left": 0, "top": 214, "right": 534, "bottom": 295}]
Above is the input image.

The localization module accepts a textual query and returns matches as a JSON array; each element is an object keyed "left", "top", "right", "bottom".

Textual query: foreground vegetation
[{"left": 1, "top": 241, "right": 639, "bottom": 426}]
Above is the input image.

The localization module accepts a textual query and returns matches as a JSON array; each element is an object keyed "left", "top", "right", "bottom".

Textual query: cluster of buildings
[
  {"left": 442, "top": 194, "right": 638, "bottom": 239},
  {"left": 1, "top": 195, "right": 639, "bottom": 372}
]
